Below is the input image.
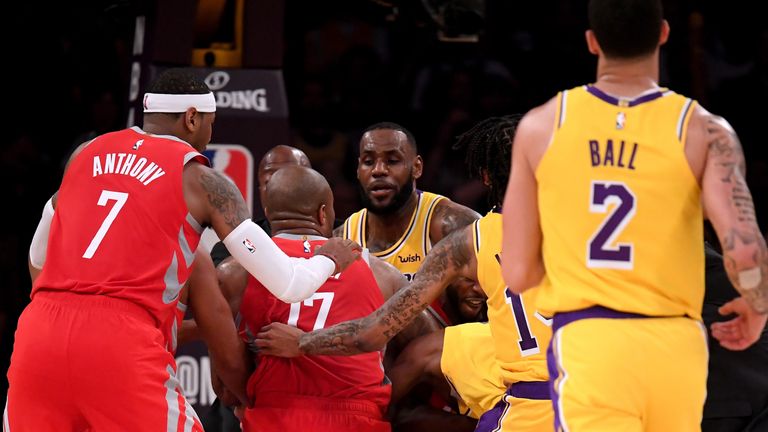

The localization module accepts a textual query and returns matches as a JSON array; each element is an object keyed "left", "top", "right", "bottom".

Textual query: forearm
[
  {"left": 719, "top": 227, "right": 768, "bottom": 313},
  {"left": 208, "top": 341, "right": 251, "bottom": 406},
  {"left": 223, "top": 220, "right": 336, "bottom": 303},
  {"left": 177, "top": 319, "right": 199, "bottom": 346}
]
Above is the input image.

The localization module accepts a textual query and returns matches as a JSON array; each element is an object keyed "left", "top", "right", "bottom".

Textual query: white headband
[{"left": 143, "top": 92, "right": 216, "bottom": 113}]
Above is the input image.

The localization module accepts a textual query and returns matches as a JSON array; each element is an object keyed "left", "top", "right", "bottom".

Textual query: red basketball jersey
[
  {"left": 33, "top": 127, "right": 209, "bottom": 328},
  {"left": 239, "top": 235, "right": 391, "bottom": 413}
]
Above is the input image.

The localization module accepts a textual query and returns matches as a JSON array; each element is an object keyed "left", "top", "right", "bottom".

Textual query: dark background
[{"left": 2, "top": 0, "right": 766, "bottom": 405}]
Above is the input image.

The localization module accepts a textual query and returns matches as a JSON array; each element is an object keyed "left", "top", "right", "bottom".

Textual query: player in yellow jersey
[
  {"left": 500, "top": 0, "right": 768, "bottom": 431},
  {"left": 256, "top": 115, "right": 554, "bottom": 432},
  {"left": 338, "top": 122, "right": 485, "bottom": 427}
]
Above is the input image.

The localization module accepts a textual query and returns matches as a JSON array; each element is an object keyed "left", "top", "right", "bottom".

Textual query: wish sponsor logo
[{"left": 397, "top": 253, "right": 421, "bottom": 264}]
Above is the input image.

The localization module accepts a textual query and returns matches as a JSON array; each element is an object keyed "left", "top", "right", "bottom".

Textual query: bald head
[
  {"left": 258, "top": 145, "right": 311, "bottom": 207},
  {"left": 265, "top": 166, "right": 335, "bottom": 236}
]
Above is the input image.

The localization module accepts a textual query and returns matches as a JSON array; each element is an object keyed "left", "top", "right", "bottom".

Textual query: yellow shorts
[
  {"left": 549, "top": 307, "right": 708, "bottom": 432},
  {"left": 475, "top": 385, "right": 553, "bottom": 432},
  {"left": 441, "top": 322, "right": 506, "bottom": 419}
]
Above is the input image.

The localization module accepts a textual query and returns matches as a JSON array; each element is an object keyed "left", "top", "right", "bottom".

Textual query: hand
[
  {"left": 211, "top": 371, "right": 241, "bottom": 407},
  {"left": 711, "top": 297, "right": 768, "bottom": 351},
  {"left": 314, "top": 238, "right": 362, "bottom": 273},
  {"left": 254, "top": 322, "right": 306, "bottom": 358}
]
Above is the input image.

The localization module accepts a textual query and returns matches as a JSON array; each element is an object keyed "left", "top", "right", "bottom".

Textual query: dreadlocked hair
[{"left": 452, "top": 114, "right": 522, "bottom": 207}]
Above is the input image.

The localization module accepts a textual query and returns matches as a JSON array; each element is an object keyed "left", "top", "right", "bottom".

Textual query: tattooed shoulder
[
  {"left": 432, "top": 200, "right": 480, "bottom": 241},
  {"left": 198, "top": 167, "right": 250, "bottom": 229}
]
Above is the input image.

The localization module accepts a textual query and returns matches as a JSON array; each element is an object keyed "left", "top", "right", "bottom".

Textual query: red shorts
[
  {"left": 243, "top": 393, "right": 391, "bottom": 432},
  {"left": 5, "top": 291, "right": 202, "bottom": 432}
]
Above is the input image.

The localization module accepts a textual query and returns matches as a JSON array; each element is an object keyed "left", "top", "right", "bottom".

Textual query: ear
[
  {"left": 183, "top": 107, "right": 199, "bottom": 132},
  {"left": 317, "top": 204, "right": 327, "bottom": 226},
  {"left": 659, "top": 19, "right": 670, "bottom": 46},
  {"left": 585, "top": 29, "right": 600, "bottom": 56},
  {"left": 481, "top": 169, "right": 491, "bottom": 187},
  {"left": 264, "top": 207, "right": 270, "bottom": 219},
  {"left": 412, "top": 155, "right": 424, "bottom": 179}
]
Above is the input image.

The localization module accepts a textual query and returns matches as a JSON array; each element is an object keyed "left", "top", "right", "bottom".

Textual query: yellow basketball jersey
[
  {"left": 535, "top": 85, "right": 703, "bottom": 319},
  {"left": 342, "top": 191, "right": 445, "bottom": 280},
  {"left": 474, "top": 211, "right": 551, "bottom": 385}
]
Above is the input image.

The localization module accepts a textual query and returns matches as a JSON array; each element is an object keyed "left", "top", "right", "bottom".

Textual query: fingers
[{"left": 718, "top": 301, "right": 736, "bottom": 316}]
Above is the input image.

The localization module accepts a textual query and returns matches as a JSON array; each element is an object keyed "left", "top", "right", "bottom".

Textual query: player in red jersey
[
  {"left": 7, "top": 69, "right": 360, "bottom": 432},
  {"left": 215, "top": 165, "right": 430, "bottom": 432}
]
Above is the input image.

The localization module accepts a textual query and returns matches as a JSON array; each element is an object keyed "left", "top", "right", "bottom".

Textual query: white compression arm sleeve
[
  {"left": 223, "top": 220, "right": 337, "bottom": 303},
  {"left": 29, "top": 198, "right": 55, "bottom": 269}
]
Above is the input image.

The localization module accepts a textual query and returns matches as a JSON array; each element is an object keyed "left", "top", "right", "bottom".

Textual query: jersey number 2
[
  {"left": 83, "top": 190, "right": 129, "bottom": 259},
  {"left": 587, "top": 181, "right": 636, "bottom": 269}
]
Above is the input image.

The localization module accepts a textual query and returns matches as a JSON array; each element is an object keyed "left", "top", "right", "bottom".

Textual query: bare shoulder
[
  {"left": 370, "top": 256, "right": 408, "bottom": 300},
  {"left": 430, "top": 199, "right": 480, "bottom": 243},
  {"left": 688, "top": 104, "right": 744, "bottom": 172},
  {"left": 515, "top": 96, "right": 559, "bottom": 169}
]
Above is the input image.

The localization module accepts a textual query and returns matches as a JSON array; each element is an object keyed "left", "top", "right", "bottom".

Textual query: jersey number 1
[
  {"left": 495, "top": 254, "right": 539, "bottom": 356},
  {"left": 83, "top": 190, "right": 129, "bottom": 259}
]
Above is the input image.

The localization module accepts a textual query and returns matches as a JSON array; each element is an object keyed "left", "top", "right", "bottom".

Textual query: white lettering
[
  {"left": 114, "top": 153, "right": 127, "bottom": 174},
  {"left": 92, "top": 152, "right": 165, "bottom": 187},
  {"left": 175, "top": 355, "right": 214, "bottom": 407},
  {"left": 143, "top": 168, "right": 165, "bottom": 186},
  {"left": 120, "top": 154, "right": 137, "bottom": 175},
  {"left": 93, "top": 156, "right": 103, "bottom": 177},
  {"left": 104, "top": 153, "right": 116, "bottom": 174},
  {"left": 135, "top": 162, "right": 158, "bottom": 183},
  {"left": 128, "top": 157, "right": 147, "bottom": 177},
  {"left": 214, "top": 89, "right": 268, "bottom": 112}
]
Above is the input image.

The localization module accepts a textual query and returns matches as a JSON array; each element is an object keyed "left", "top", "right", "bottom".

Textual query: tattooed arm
[
  {"left": 429, "top": 199, "right": 481, "bottom": 244},
  {"left": 183, "top": 162, "right": 361, "bottom": 303},
  {"left": 296, "top": 226, "right": 476, "bottom": 356},
  {"left": 694, "top": 108, "right": 768, "bottom": 314}
]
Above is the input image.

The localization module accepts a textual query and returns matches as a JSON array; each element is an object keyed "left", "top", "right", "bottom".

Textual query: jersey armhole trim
[
  {"left": 423, "top": 195, "right": 446, "bottom": 255},
  {"left": 677, "top": 98, "right": 697, "bottom": 144}
]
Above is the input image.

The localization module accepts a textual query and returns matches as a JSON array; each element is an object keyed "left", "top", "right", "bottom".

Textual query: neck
[
  {"left": 269, "top": 215, "right": 327, "bottom": 238},
  {"left": 594, "top": 51, "right": 661, "bottom": 97},
  {"left": 364, "top": 192, "right": 419, "bottom": 250}
]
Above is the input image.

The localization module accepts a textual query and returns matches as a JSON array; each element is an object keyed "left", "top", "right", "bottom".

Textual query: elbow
[{"left": 504, "top": 262, "right": 544, "bottom": 295}]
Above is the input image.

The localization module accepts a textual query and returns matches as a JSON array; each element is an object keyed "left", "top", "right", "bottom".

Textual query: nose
[{"left": 371, "top": 159, "right": 387, "bottom": 177}]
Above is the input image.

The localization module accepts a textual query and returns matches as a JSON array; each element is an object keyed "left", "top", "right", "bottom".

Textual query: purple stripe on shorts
[
  {"left": 509, "top": 381, "right": 550, "bottom": 400},
  {"left": 552, "top": 305, "right": 649, "bottom": 333},
  {"left": 475, "top": 381, "right": 550, "bottom": 432},
  {"left": 475, "top": 395, "right": 509, "bottom": 432},
  {"left": 547, "top": 336, "right": 561, "bottom": 432}
]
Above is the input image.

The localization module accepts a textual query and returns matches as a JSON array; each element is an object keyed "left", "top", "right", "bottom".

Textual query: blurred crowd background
[{"left": 1, "top": 0, "right": 766, "bottom": 401}]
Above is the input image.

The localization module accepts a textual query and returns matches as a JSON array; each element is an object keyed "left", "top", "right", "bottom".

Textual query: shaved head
[
  {"left": 258, "top": 145, "right": 311, "bottom": 208},
  {"left": 265, "top": 166, "right": 335, "bottom": 236}
]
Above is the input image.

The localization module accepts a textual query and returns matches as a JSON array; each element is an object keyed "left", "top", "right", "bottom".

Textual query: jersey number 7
[{"left": 83, "top": 190, "right": 129, "bottom": 259}]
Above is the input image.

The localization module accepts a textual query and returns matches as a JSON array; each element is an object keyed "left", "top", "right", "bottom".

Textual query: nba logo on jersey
[
  {"left": 616, "top": 112, "right": 626, "bottom": 130},
  {"left": 203, "top": 144, "right": 255, "bottom": 213},
  {"left": 303, "top": 239, "right": 311, "bottom": 253}
]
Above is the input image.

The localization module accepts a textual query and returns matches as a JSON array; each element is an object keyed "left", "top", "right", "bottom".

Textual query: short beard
[{"left": 359, "top": 173, "right": 415, "bottom": 216}]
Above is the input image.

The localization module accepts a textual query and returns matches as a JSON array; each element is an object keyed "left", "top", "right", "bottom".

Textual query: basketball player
[
  {"left": 217, "top": 166, "right": 417, "bottom": 432},
  {"left": 8, "top": 69, "right": 360, "bottom": 431},
  {"left": 500, "top": 0, "right": 768, "bottom": 430},
  {"left": 256, "top": 116, "right": 553, "bottom": 432},
  {"left": 210, "top": 144, "right": 312, "bottom": 266},
  {"left": 339, "top": 121, "right": 484, "bottom": 424},
  {"left": 339, "top": 122, "right": 480, "bottom": 322}
]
